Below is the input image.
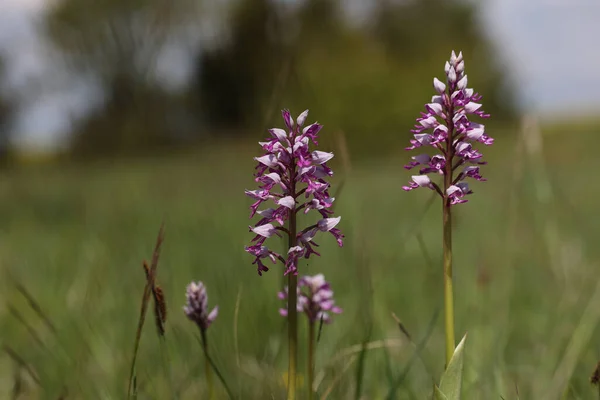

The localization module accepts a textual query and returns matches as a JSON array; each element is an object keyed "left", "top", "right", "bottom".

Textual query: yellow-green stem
[
  {"left": 287, "top": 205, "right": 298, "bottom": 399},
  {"left": 201, "top": 330, "right": 215, "bottom": 400},
  {"left": 287, "top": 273, "right": 298, "bottom": 399},
  {"left": 442, "top": 185, "right": 455, "bottom": 367},
  {"left": 307, "top": 320, "right": 315, "bottom": 400}
]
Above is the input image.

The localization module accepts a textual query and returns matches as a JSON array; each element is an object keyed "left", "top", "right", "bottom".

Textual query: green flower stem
[
  {"left": 287, "top": 193, "right": 298, "bottom": 400},
  {"left": 201, "top": 329, "right": 215, "bottom": 400},
  {"left": 308, "top": 320, "right": 315, "bottom": 400},
  {"left": 443, "top": 167, "right": 455, "bottom": 368}
]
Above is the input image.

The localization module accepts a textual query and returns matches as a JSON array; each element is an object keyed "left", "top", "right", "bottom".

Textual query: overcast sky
[{"left": 1, "top": 0, "right": 599, "bottom": 149}]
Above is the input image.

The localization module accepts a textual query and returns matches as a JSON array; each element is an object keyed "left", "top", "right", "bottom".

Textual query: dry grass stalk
[
  {"left": 127, "top": 223, "right": 165, "bottom": 398},
  {"left": 143, "top": 261, "right": 167, "bottom": 336}
]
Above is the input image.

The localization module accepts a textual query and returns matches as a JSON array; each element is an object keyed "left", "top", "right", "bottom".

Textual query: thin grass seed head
[
  {"left": 183, "top": 281, "right": 218, "bottom": 332},
  {"left": 278, "top": 273, "right": 342, "bottom": 323},
  {"left": 153, "top": 285, "right": 166, "bottom": 336},
  {"left": 245, "top": 109, "right": 344, "bottom": 276},
  {"left": 403, "top": 50, "right": 492, "bottom": 205}
]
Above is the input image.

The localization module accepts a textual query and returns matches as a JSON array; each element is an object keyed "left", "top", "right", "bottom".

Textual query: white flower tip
[
  {"left": 465, "top": 102, "right": 482, "bottom": 113},
  {"left": 311, "top": 150, "right": 334, "bottom": 164},
  {"left": 455, "top": 141, "right": 470, "bottom": 151},
  {"left": 450, "top": 50, "right": 463, "bottom": 64},
  {"left": 277, "top": 196, "right": 296, "bottom": 210},
  {"left": 269, "top": 128, "right": 288, "bottom": 141},
  {"left": 302, "top": 123, "right": 321, "bottom": 135},
  {"left": 466, "top": 124, "right": 485, "bottom": 140},
  {"left": 288, "top": 245, "right": 303, "bottom": 254},
  {"left": 433, "top": 77, "right": 446, "bottom": 93},
  {"left": 297, "top": 109, "right": 309, "bottom": 126},
  {"left": 419, "top": 116, "right": 438, "bottom": 128},
  {"left": 252, "top": 223, "right": 276, "bottom": 237},
  {"left": 309, "top": 274, "right": 327, "bottom": 290},
  {"left": 447, "top": 67, "right": 457, "bottom": 83},
  {"left": 208, "top": 306, "right": 219, "bottom": 322},
  {"left": 412, "top": 175, "right": 431, "bottom": 186},
  {"left": 446, "top": 185, "right": 460, "bottom": 196},
  {"left": 457, "top": 75, "right": 468, "bottom": 90},
  {"left": 318, "top": 216, "right": 341, "bottom": 232},
  {"left": 427, "top": 102, "right": 443, "bottom": 115},
  {"left": 313, "top": 273, "right": 325, "bottom": 282},
  {"left": 434, "top": 124, "right": 448, "bottom": 133},
  {"left": 264, "top": 172, "right": 281, "bottom": 183},
  {"left": 413, "top": 154, "right": 431, "bottom": 163},
  {"left": 255, "top": 154, "right": 278, "bottom": 167}
]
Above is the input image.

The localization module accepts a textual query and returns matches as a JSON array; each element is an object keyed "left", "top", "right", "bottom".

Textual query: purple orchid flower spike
[
  {"left": 403, "top": 50, "right": 492, "bottom": 205},
  {"left": 247, "top": 110, "right": 345, "bottom": 399},
  {"left": 184, "top": 281, "right": 221, "bottom": 397},
  {"left": 279, "top": 273, "right": 342, "bottom": 323},
  {"left": 183, "top": 281, "right": 218, "bottom": 332},
  {"left": 402, "top": 51, "right": 492, "bottom": 368},
  {"left": 245, "top": 109, "right": 344, "bottom": 276}
]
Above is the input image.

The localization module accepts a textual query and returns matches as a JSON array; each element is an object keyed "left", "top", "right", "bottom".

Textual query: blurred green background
[{"left": 1, "top": 0, "right": 600, "bottom": 399}]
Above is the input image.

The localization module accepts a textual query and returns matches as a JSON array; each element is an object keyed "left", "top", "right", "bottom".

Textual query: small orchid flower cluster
[
  {"left": 245, "top": 109, "right": 344, "bottom": 276},
  {"left": 183, "top": 281, "right": 218, "bottom": 332},
  {"left": 279, "top": 274, "right": 342, "bottom": 323},
  {"left": 403, "top": 50, "right": 492, "bottom": 205}
]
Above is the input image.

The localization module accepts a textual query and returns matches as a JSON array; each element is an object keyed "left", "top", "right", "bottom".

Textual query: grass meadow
[{"left": 1, "top": 120, "right": 600, "bottom": 399}]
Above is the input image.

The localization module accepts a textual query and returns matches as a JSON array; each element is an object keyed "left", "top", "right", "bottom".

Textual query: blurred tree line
[{"left": 4, "top": 0, "right": 516, "bottom": 159}]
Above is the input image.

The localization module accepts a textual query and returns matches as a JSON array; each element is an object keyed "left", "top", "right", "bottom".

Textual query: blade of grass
[
  {"left": 415, "top": 232, "right": 434, "bottom": 271},
  {"left": 234, "top": 284, "right": 243, "bottom": 399},
  {"left": 314, "top": 338, "right": 405, "bottom": 393},
  {"left": 7, "top": 304, "right": 45, "bottom": 348},
  {"left": 196, "top": 336, "right": 235, "bottom": 399},
  {"left": 546, "top": 279, "right": 600, "bottom": 398},
  {"left": 382, "top": 345, "right": 395, "bottom": 389},
  {"left": 352, "top": 231, "right": 374, "bottom": 400},
  {"left": 3, "top": 345, "right": 41, "bottom": 386},
  {"left": 13, "top": 280, "right": 57, "bottom": 334},
  {"left": 354, "top": 331, "right": 372, "bottom": 400},
  {"left": 320, "top": 355, "right": 358, "bottom": 400},
  {"left": 234, "top": 285, "right": 242, "bottom": 369},
  {"left": 398, "top": 192, "right": 437, "bottom": 247},
  {"left": 158, "top": 337, "right": 177, "bottom": 400},
  {"left": 391, "top": 312, "right": 436, "bottom": 379},
  {"left": 385, "top": 307, "right": 440, "bottom": 400}
]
